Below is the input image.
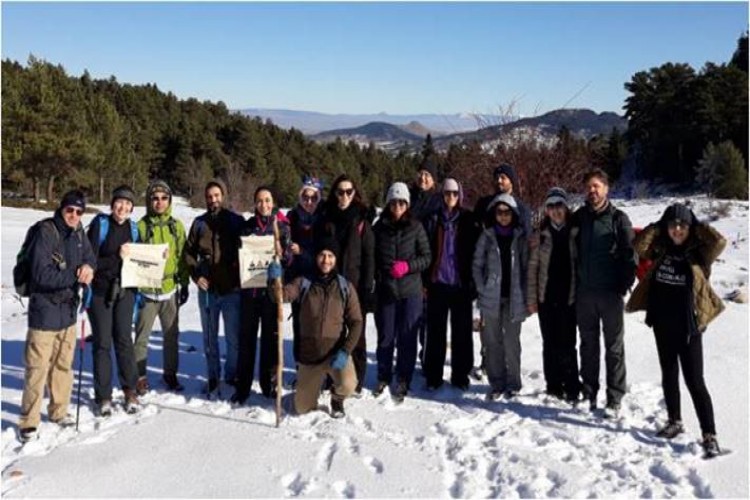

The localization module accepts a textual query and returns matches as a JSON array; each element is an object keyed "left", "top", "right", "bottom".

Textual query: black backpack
[{"left": 13, "top": 219, "right": 60, "bottom": 297}]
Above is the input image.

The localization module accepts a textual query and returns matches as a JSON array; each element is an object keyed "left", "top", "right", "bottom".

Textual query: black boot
[{"left": 330, "top": 397, "right": 345, "bottom": 418}]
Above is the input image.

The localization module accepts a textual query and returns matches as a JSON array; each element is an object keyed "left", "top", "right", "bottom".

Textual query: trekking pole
[
  {"left": 273, "top": 220, "right": 284, "bottom": 428},
  {"left": 75, "top": 286, "right": 90, "bottom": 432}
]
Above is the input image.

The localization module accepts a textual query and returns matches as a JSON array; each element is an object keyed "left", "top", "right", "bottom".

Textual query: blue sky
[{"left": 2, "top": 2, "right": 747, "bottom": 116}]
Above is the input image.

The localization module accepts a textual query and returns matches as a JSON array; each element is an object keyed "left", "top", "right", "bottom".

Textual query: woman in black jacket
[
  {"left": 315, "top": 174, "right": 375, "bottom": 394},
  {"left": 373, "top": 182, "right": 431, "bottom": 402}
]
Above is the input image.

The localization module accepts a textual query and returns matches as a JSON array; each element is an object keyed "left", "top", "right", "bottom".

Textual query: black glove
[
  {"left": 364, "top": 291, "right": 377, "bottom": 314},
  {"left": 178, "top": 286, "right": 189, "bottom": 307}
]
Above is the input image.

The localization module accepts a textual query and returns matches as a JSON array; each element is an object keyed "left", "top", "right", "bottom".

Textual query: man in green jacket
[{"left": 133, "top": 180, "right": 190, "bottom": 393}]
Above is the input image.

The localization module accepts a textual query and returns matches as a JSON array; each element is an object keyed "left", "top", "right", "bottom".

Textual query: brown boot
[
  {"left": 135, "top": 376, "right": 150, "bottom": 396},
  {"left": 163, "top": 372, "right": 184, "bottom": 392},
  {"left": 123, "top": 388, "right": 141, "bottom": 414}
]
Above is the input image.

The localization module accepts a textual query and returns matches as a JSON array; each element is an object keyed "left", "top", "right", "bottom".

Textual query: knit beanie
[
  {"left": 418, "top": 159, "right": 438, "bottom": 180},
  {"left": 111, "top": 185, "right": 136, "bottom": 206},
  {"left": 545, "top": 187, "right": 569, "bottom": 208},
  {"left": 386, "top": 182, "right": 411, "bottom": 205},
  {"left": 147, "top": 179, "right": 172, "bottom": 202},
  {"left": 315, "top": 236, "right": 340, "bottom": 257},
  {"left": 493, "top": 163, "right": 519, "bottom": 192},
  {"left": 661, "top": 203, "right": 695, "bottom": 227},
  {"left": 59, "top": 190, "right": 86, "bottom": 211},
  {"left": 299, "top": 175, "right": 323, "bottom": 202}
]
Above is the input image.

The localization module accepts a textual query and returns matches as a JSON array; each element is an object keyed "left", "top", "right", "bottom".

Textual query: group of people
[{"left": 16, "top": 163, "right": 726, "bottom": 458}]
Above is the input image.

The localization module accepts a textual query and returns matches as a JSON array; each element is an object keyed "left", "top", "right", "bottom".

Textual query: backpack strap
[
  {"left": 97, "top": 214, "right": 109, "bottom": 247},
  {"left": 298, "top": 275, "right": 349, "bottom": 305}
]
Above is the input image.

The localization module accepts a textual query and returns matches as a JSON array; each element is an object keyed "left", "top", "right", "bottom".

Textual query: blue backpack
[{"left": 298, "top": 275, "right": 350, "bottom": 306}]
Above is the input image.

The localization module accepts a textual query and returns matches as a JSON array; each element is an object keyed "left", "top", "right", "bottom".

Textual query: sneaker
[
  {"left": 124, "top": 389, "right": 141, "bottom": 414},
  {"left": 392, "top": 381, "right": 408, "bottom": 403},
  {"left": 330, "top": 397, "right": 345, "bottom": 418},
  {"left": 19, "top": 427, "right": 38, "bottom": 443},
  {"left": 135, "top": 376, "right": 150, "bottom": 396},
  {"left": 701, "top": 433, "right": 721, "bottom": 459},
  {"left": 163, "top": 372, "right": 184, "bottom": 392},
  {"left": 603, "top": 402, "right": 621, "bottom": 419},
  {"left": 372, "top": 381, "right": 388, "bottom": 397},
  {"left": 656, "top": 420, "right": 685, "bottom": 439},
  {"left": 51, "top": 414, "right": 76, "bottom": 427},
  {"left": 486, "top": 389, "right": 503, "bottom": 401},
  {"left": 98, "top": 400, "right": 113, "bottom": 417}
]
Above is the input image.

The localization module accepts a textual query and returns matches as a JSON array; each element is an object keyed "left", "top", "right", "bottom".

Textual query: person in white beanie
[{"left": 372, "top": 182, "right": 431, "bottom": 403}]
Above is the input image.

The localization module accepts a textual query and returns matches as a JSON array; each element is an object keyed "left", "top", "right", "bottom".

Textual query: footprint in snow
[
  {"left": 332, "top": 480, "right": 355, "bottom": 498},
  {"left": 281, "top": 471, "right": 308, "bottom": 497},
  {"left": 339, "top": 434, "right": 360, "bottom": 456},
  {"left": 317, "top": 441, "right": 338, "bottom": 471},
  {"left": 362, "top": 456, "right": 383, "bottom": 474}
]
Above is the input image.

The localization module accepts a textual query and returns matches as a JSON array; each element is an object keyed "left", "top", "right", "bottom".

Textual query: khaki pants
[
  {"left": 295, "top": 356, "right": 357, "bottom": 415},
  {"left": 134, "top": 295, "right": 180, "bottom": 377},
  {"left": 19, "top": 325, "right": 77, "bottom": 428}
]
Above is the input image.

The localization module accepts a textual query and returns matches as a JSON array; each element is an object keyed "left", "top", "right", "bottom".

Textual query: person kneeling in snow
[{"left": 268, "top": 237, "right": 363, "bottom": 418}]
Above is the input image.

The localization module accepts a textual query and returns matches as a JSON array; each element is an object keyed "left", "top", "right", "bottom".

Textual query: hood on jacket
[{"left": 441, "top": 177, "right": 465, "bottom": 209}]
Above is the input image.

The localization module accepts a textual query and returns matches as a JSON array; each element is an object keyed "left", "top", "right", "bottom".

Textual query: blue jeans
[{"left": 198, "top": 289, "right": 241, "bottom": 383}]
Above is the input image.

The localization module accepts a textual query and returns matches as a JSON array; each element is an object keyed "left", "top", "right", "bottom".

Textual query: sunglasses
[
  {"left": 336, "top": 188, "right": 355, "bottom": 197},
  {"left": 151, "top": 195, "right": 169, "bottom": 202},
  {"left": 443, "top": 190, "right": 459, "bottom": 197},
  {"left": 495, "top": 208, "right": 513, "bottom": 216},
  {"left": 64, "top": 207, "right": 84, "bottom": 216},
  {"left": 301, "top": 195, "right": 318, "bottom": 203}
]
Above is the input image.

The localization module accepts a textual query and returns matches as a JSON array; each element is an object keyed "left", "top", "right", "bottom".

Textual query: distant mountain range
[
  {"left": 237, "top": 108, "right": 503, "bottom": 135},
  {"left": 310, "top": 122, "right": 425, "bottom": 149}
]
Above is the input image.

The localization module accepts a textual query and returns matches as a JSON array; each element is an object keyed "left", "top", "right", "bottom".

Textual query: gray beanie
[{"left": 386, "top": 182, "right": 410, "bottom": 205}]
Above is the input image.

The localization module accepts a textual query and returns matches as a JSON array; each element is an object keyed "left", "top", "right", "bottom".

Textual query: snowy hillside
[{"left": 1, "top": 197, "right": 747, "bottom": 498}]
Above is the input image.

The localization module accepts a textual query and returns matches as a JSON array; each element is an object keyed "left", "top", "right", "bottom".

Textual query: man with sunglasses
[
  {"left": 18, "top": 190, "right": 96, "bottom": 442},
  {"left": 574, "top": 168, "right": 636, "bottom": 418},
  {"left": 133, "top": 180, "right": 190, "bottom": 393}
]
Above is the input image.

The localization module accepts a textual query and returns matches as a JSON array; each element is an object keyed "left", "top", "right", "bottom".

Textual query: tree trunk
[
  {"left": 99, "top": 175, "right": 105, "bottom": 204},
  {"left": 46, "top": 175, "right": 56, "bottom": 204},
  {"left": 33, "top": 178, "right": 40, "bottom": 203}
]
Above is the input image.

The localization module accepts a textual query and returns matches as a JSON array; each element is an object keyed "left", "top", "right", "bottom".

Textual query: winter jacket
[
  {"left": 473, "top": 223, "right": 529, "bottom": 323},
  {"left": 373, "top": 214, "right": 432, "bottom": 303},
  {"left": 28, "top": 211, "right": 97, "bottom": 330},
  {"left": 626, "top": 223, "right": 726, "bottom": 333},
  {"left": 315, "top": 205, "right": 376, "bottom": 311},
  {"left": 409, "top": 186, "right": 442, "bottom": 224},
  {"left": 282, "top": 273, "right": 363, "bottom": 365},
  {"left": 527, "top": 219, "right": 578, "bottom": 306},
  {"left": 183, "top": 208, "right": 244, "bottom": 295},
  {"left": 87, "top": 214, "right": 137, "bottom": 297},
  {"left": 137, "top": 204, "right": 189, "bottom": 296},
  {"left": 424, "top": 206, "right": 478, "bottom": 292},
  {"left": 286, "top": 205, "right": 321, "bottom": 281},
  {"left": 574, "top": 201, "right": 637, "bottom": 295}
]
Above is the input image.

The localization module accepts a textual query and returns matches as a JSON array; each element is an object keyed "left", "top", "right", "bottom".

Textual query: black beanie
[
  {"left": 59, "top": 190, "right": 86, "bottom": 211},
  {"left": 418, "top": 159, "right": 438, "bottom": 180},
  {"left": 315, "top": 236, "right": 340, "bottom": 258},
  {"left": 111, "top": 185, "right": 136, "bottom": 206},
  {"left": 493, "top": 163, "right": 519, "bottom": 191}
]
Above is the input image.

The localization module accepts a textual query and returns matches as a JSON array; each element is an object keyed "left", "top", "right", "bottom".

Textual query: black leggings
[{"left": 653, "top": 322, "right": 715, "bottom": 435}]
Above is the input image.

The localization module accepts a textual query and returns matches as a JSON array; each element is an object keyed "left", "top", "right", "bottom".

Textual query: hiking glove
[
  {"left": 330, "top": 349, "right": 348, "bottom": 371},
  {"left": 390, "top": 261, "right": 409, "bottom": 279},
  {"left": 267, "top": 261, "right": 282, "bottom": 281}
]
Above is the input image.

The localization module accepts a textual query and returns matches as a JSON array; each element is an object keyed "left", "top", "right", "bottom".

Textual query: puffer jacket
[
  {"left": 626, "top": 222, "right": 726, "bottom": 333},
  {"left": 373, "top": 214, "right": 431, "bottom": 302},
  {"left": 282, "top": 273, "right": 363, "bottom": 365},
  {"left": 137, "top": 203, "right": 189, "bottom": 295},
  {"left": 183, "top": 208, "right": 244, "bottom": 295},
  {"left": 472, "top": 225, "right": 529, "bottom": 323},
  {"left": 527, "top": 219, "right": 578, "bottom": 306},
  {"left": 28, "top": 211, "right": 97, "bottom": 330}
]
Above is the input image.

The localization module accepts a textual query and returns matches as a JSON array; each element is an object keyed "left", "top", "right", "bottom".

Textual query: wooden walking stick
[{"left": 273, "top": 219, "right": 284, "bottom": 428}]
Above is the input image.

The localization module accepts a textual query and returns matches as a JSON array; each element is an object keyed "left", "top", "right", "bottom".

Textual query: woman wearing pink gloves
[{"left": 372, "top": 182, "right": 432, "bottom": 403}]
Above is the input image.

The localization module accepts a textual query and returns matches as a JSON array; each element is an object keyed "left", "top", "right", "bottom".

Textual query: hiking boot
[
  {"left": 656, "top": 420, "right": 685, "bottom": 439},
  {"left": 330, "top": 397, "right": 345, "bottom": 419},
  {"left": 163, "top": 372, "right": 184, "bottom": 392},
  {"left": 135, "top": 376, "right": 150, "bottom": 396},
  {"left": 230, "top": 390, "right": 250, "bottom": 405},
  {"left": 19, "top": 427, "right": 38, "bottom": 443},
  {"left": 701, "top": 433, "right": 721, "bottom": 459},
  {"left": 372, "top": 381, "right": 388, "bottom": 397},
  {"left": 98, "top": 400, "right": 113, "bottom": 417},
  {"left": 124, "top": 389, "right": 141, "bottom": 414},
  {"left": 486, "top": 389, "right": 503, "bottom": 401},
  {"left": 51, "top": 414, "right": 76, "bottom": 428},
  {"left": 392, "top": 381, "right": 408, "bottom": 403},
  {"left": 603, "top": 402, "right": 621, "bottom": 419}
]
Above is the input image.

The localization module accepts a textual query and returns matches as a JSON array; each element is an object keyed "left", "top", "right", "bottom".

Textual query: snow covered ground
[{"left": 1, "top": 196, "right": 748, "bottom": 498}]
